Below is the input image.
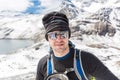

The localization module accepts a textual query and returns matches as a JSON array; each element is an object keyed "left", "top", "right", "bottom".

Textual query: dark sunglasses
[{"left": 47, "top": 31, "right": 68, "bottom": 40}]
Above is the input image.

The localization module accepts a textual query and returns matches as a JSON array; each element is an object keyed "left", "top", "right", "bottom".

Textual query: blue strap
[
  {"left": 47, "top": 58, "right": 52, "bottom": 75},
  {"left": 47, "top": 55, "right": 54, "bottom": 76},
  {"left": 47, "top": 49, "right": 87, "bottom": 80},
  {"left": 75, "top": 49, "right": 87, "bottom": 80}
]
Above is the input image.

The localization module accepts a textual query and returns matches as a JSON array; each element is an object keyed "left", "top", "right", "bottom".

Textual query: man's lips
[{"left": 55, "top": 44, "right": 63, "bottom": 46}]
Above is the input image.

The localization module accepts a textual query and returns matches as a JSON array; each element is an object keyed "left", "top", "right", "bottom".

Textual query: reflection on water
[{"left": 0, "top": 39, "right": 34, "bottom": 54}]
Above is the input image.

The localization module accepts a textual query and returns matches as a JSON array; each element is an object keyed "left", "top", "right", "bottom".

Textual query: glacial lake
[{"left": 0, "top": 39, "right": 34, "bottom": 54}]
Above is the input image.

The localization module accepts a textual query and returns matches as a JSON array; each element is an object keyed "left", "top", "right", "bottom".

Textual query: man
[{"left": 36, "top": 11, "right": 119, "bottom": 80}]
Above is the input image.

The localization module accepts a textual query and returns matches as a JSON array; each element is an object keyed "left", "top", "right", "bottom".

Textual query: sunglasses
[{"left": 47, "top": 31, "right": 68, "bottom": 40}]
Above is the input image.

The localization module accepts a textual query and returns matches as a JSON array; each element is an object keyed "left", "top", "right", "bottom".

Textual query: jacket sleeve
[
  {"left": 36, "top": 56, "right": 47, "bottom": 80},
  {"left": 81, "top": 51, "right": 119, "bottom": 80}
]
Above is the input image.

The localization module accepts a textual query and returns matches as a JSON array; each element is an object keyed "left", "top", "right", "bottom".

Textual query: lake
[{"left": 0, "top": 39, "right": 34, "bottom": 54}]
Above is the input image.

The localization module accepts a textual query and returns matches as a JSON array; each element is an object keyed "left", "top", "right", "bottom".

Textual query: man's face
[{"left": 48, "top": 31, "right": 69, "bottom": 55}]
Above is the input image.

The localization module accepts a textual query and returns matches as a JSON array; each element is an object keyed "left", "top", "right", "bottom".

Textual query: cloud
[
  {"left": 0, "top": 0, "right": 32, "bottom": 12},
  {"left": 0, "top": 0, "right": 61, "bottom": 14},
  {"left": 40, "top": 0, "right": 61, "bottom": 11}
]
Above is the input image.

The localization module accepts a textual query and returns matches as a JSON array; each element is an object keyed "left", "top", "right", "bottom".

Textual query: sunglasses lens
[
  {"left": 48, "top": 33, "right": 56, "bottom": 39},
  {"left": 48, "top": 31, "right": 68, "bottom": 40}
]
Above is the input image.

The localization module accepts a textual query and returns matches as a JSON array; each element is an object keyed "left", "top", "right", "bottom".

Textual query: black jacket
[{"left": 36, "top": 48, "right": 119, "bottom": 80}]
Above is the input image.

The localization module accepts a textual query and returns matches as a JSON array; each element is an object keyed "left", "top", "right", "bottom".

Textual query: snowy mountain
[
  {"left": 1, "top": 0, "right": 120, "bottom": 40},
  {"left": 59, "top": 0, "right": 80, "bottom": 19},
  {"left": 0, "top": 0, "right": 120, "bottom": 79},
  {"left": 0, "top": 14, "right": 45, "bottom": 42},
  {"left": 0, "top": 0, "right": 120, "bottom": 40}
]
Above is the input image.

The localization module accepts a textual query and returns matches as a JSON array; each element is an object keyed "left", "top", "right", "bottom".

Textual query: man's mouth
[{"left": 55, "top": 44, "right": 64, "bottom": 46}]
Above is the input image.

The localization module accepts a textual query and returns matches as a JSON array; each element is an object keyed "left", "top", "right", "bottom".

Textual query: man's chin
[
  {"left": 55, "top": 48, "right": 64, "bottom": 52},
  {"left": 55, "top": 46, "right": 63, "bottom": 49}
]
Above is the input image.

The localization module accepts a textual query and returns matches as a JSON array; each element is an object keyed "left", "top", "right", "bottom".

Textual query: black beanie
[{"left": 42, "top": 11, "right": 71, "bottom": 40}]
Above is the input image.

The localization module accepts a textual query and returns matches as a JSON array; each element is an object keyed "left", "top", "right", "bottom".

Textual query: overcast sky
[{"left": 0, "top": 0, "right": 60, "bottom": 14}]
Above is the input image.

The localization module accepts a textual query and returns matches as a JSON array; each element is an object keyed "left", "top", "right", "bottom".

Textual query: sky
[
  {"left": 0, "top": 0, "right": 119, "bottom": 14},
  {"left": 0, "top": 0, "right": 60, "bottom": 14}
]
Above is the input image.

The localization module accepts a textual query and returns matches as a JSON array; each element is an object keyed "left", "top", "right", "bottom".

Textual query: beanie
[{"left": 42, "top": 11, "right": 71, "bottom": 40}]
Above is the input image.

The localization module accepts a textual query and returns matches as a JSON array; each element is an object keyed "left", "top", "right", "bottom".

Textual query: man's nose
[{"left": 55, "top": 35, "right": 63, "bottom": 41}]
